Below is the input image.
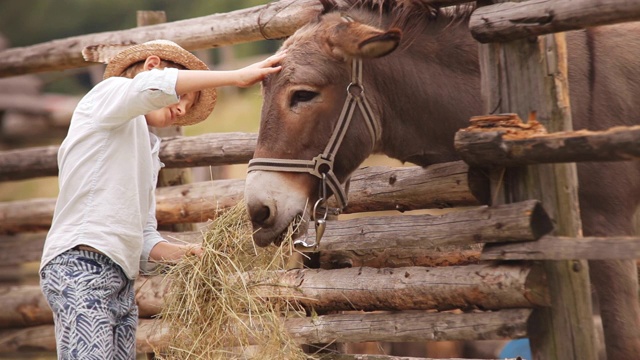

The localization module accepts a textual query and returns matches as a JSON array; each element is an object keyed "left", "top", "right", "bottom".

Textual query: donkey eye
[{"left": 290, "top": 90, "right": 318, "bottom": 107}]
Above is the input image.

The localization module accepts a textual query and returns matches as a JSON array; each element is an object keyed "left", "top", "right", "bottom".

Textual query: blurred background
[{"left": 0, "top": 0, "right": 285, "bottom": 203}]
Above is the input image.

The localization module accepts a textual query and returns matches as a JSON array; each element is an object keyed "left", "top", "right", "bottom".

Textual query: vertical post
[
  {"left": 137, "top": 11, "right": 196, "bottom": 233},
  {"left": 136, "top": 11, "right": 194, "bottom": 360},
  {"left": 477, "top": 8, "right": 598, "bottom": 360}
]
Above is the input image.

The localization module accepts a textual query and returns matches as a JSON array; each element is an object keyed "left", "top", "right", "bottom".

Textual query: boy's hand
[
  {"left": 150, "top": 241, "right": 204, "bottom": 263},
  {"left": 235, "top": 51, "right": 287, "bottom": 87}
]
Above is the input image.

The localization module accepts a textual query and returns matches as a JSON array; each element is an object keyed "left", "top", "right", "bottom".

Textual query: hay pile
[{"left": 154, "top": 203, "right": 309, "bottom": 360}]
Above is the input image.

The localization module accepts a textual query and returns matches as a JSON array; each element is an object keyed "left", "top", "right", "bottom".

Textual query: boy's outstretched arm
[{"left": 174, "top": 51, "right": 286, "bottom": 94}]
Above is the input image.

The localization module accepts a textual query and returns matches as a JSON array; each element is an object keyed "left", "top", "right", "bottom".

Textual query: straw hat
[{"left": 82, "top": 40, "right": 216, "bottom": 126}]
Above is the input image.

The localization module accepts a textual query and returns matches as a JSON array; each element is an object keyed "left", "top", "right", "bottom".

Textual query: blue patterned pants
[{"left": 40, "top": 248, "right": 138, "bottom": 359}]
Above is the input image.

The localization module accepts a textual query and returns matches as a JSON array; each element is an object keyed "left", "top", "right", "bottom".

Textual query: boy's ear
[{"left": 143, "top": 55, "right": 162, "bottom": 70}]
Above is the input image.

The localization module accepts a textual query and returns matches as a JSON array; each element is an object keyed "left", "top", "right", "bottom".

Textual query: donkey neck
[{"left": 365, "top": 16, "right": 482, "bottom": 167}]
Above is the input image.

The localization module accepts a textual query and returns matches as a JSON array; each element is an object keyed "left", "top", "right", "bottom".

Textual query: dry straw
[{"left": 153, "top": 202, "right": 310, "bottom": 360}]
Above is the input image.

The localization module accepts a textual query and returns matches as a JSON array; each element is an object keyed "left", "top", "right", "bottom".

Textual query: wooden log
[
  {"left": 455, "top": 118, "right": 640, "bottom": 167},
  {"left": 0, "top": 198, "right": 55, "bottom": 235},
  {"left": 312, "top": 200, "right": 552, "bottom": 253},
  {"left": 0, "top": 0, "right": 472, "bottom": 78},
  {"left": 479, "top": 15, "right": 598, "bottom": 359},
  {"left": 0, "top": 231, "right": 482, "bottom": 271},
  {"left": 0, "top": 162, "right": 484, "bottom": 234},
  {"left": 318, "top": 245, "right": 482, "bottom": 269},
  {"left": 470, "top": 0, "right": 640, "bottom": 43},
  {"left": 0, "top": 285, "right": 52, "bottom": 328},
  {"left": 322, "top": 356, "right": 520, "bottom": 360},
  {"left": 262, "top": 264, "right": 549, "bottom": 312},
  {"left": 482, "top": 236, "right": 640, "bottom": 261},
  {"left": 0, "top": 232, "right": 45, "bottom": 266},
  {"left": 284, "top": 309, "right": 530, "bottom": 345},
  {"left": 0, "top": 132, "right": 258, "bottom": 182},
  {"left": 0, "top": 309, "right": 531, "bottom": 353},
  {"left": 0, "top": 263, "right": 547, "bottom": 329},
  {"left": 142, "top": 11, "right": 194, "bottom": 238},
  {"left": 0, "top": 0, "right": 320, "bottom": 78}
]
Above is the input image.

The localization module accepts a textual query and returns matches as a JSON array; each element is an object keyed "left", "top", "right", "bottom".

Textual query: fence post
[
  {"left": 476, "top": 3, "right": 598, "bottom": 360},
  {"left": 138, "top": 10, "right": 196, "bottom": 233}
]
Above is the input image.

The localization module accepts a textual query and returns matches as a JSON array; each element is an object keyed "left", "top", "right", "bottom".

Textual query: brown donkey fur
[{"left": 244, "top": 1, "right": 640, "bottom": 358}]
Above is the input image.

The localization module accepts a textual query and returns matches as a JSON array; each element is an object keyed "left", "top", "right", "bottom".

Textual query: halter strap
[{"left": 248, "top": 58, "right": 381, "bottom": 211}]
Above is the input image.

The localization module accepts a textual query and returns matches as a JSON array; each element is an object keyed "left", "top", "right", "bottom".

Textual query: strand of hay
[{"left": 153, "top": 202, "right": 310, "bottom": 360}]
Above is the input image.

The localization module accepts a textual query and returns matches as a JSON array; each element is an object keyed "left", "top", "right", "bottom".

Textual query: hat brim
[{"left": 103, "top": 40, "right": 216, "bottom": 126}]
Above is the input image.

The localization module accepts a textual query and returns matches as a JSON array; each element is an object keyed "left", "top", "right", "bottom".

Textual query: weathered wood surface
[
  {"left": 0, "top": 161, "right": 483, "bottom": 234},
  {"left": 0, "top": 0, "right": 470, "bottom": 79},
  {"left": 455, "top": 123, "right": 640, "bottom": 167},
  {"left": 0, "top": 309, "right": 531, "bottom": 353},
  {"left": 470, "top": 0, "right": 640, "bottom": 43},
  {"left": 482, "top": 236, "right": 640, "bottom": 261},
  {"left": 322, "top": 356, "right": 520, "bottom": 360},
  {"left": 0, "top": 232, "right": 481, "bottom": 270},
  {"left": 309, "top": 200, "right": 552, "bottom": 252},
  {"left": 0, "top": 263, "right": 546, "bottom": 329},
  {"left": 479, "top": 18, "right": 597, "bottom": 359},
  {"left": 0, "top": 132, "right": 258, "bottom": 182}
]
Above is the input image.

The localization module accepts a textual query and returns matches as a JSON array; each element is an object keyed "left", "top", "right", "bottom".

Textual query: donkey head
[{"left": 245, "top": 11, "right": 401, "bottom": 247}]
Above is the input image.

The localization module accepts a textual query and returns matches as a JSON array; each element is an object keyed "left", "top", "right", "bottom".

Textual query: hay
[{"left": 153, "top": 202, "right": 310, "bottom": 360}]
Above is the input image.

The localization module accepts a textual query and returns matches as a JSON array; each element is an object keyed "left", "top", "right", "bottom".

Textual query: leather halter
[{"left": 247, "top": 58, "right": 381, "bottom": 213}]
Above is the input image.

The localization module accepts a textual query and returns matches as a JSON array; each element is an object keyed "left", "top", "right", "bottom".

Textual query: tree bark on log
[
  {"left": 470, "top": 0, "right": 640, "bottom": 43},
  {"left": 478, "top": 20, "right": 598, "bottom": 359},
  {"left": 0, "top": 132, "right": 258, "bottom": 182},
  {"left": 0, "top": 0, "right": 321, "bottom": 78},
  {"left": 482, "top": 236, "right": 640, "bottom": 261},
  {"left": 322, "top": 356, "right": 518, "bottom": 360},
  {"left": 0, "top": 162, "right": 484, "bottom": 234},
  {"left": 0, "top": 263, "right": 546, "bottom": 329},
  {"left": 311, "top": 200, "right": 552, "bottom": 253},
  {"left": 455, "top": 119, "right": 640, "bottom": 167},
  {"left": 0, "top": 309, "right": 531, "bottom": 353},
  {"left": 0, "top": 199, "right": 550, "bottom": 269},
  {"left": 0, "top": 0, "right": 472, "bottom": 78},
  {"left": 0, "top": 232, "right": 483, "bottom": 270}
]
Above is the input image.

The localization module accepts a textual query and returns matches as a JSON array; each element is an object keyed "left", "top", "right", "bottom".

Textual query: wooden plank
[
  {"left": 0, "top": 161, "right": 484, "bottom": 234},
  {"left": 455, "top": 120, "right": 640, "bottom": 166},
  {"left": 0, "top": 231, "right": 482, "bottom": 270},
  {"left": 0, "top": 309, "right": 531, "bottom": 353},
  {"left": 470, "top": 0, "right": 640, "bottom": 43},
  {"left": 0, "top": 264, "right": 546, "bottom": 329},
  {"left": 312, "top": 200, "right": 552, "bottom": 251},
  {"left": 478, "top": 6, "right": 598, "bottom": 358},
  {"left": 482, "top": 236, "right": 640, "bottom": 260},
  {"left": 322, "top": 356, "right": 520, "bottom": 360},
  {"left": 0, "top": 0, "right": 471, "bottom": 78},
  {"left": 0, "top": 132, "right": 258, "bottom": 182}
]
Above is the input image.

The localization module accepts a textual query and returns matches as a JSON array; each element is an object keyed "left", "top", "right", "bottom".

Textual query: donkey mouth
[{"left": 273, "top": 213, "right": 308, "bottom": 246}]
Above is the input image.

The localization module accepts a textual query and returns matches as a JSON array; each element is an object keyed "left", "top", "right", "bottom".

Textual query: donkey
[{"left": 243, "top": 1, "right": 640, "bottom": 358}]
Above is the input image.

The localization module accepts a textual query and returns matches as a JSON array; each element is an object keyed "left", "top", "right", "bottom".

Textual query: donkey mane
[
  {"left": 319, "top": 0, "right": 475, "bottom": 45},
  {"left": 324, "top": 0, "right": 474, "bottom": 24}
]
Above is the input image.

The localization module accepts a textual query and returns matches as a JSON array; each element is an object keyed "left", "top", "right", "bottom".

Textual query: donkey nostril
[{"left": 251, "top": 205, "right": 271, "bottom": 226}]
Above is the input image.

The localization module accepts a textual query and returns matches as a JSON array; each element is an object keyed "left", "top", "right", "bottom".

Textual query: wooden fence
[{"left": 1, "top": 0, "right": 640, "bottom": 359}]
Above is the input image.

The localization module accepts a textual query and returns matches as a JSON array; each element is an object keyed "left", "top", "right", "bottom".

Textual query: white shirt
[{"left": 41, "top": 68, "right": 181, "bottom": 279}]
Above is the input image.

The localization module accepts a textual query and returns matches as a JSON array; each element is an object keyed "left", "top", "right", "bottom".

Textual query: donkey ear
[{"left": 328, "top": 19, "right": 402, "bottom": 60}]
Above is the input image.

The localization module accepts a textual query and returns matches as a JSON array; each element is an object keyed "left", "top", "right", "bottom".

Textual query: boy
[{"left": 39, "top": 39, "right": 285, "bottom": 359}]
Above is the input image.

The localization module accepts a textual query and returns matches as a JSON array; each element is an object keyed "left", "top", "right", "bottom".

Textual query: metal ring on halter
[
  {"left": 347, "top": 82, "right": 364, "bottom": 97},
  {"left": 312, "top": 172, "right": 330, "bottom": 223},
  {"left": 295, "top": 174, "right": 331, "bottom": 251}
]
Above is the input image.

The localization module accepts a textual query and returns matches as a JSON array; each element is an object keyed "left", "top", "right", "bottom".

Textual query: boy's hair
[{"left": 119, "top": 59, "right": 186, "bottom": 79}]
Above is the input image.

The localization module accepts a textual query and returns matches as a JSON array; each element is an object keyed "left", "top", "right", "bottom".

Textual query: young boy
[{"left": 39, "top": 39, "right": 285, "bottom": 359}]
